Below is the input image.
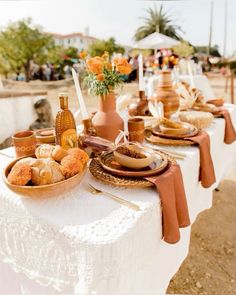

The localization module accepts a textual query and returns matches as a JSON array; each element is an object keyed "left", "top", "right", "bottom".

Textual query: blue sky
[{"left": 0, "top": 0, "right": 235, "bottom": 56}]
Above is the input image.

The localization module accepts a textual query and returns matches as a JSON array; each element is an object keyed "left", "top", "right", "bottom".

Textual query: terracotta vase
[
  {"left": 92, "top": 92, "right": 124, "bottom": 142},
  {"left": 151, "top": 71, "right": 179, "bottom": 118}
]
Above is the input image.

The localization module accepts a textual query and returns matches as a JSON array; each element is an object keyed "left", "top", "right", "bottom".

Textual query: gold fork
[{"left": 87, "top": 183, "right": 140, "bottom": 211}]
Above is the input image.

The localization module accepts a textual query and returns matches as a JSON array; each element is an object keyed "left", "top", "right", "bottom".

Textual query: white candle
[
  {"left": 138, "top": 54, "right": 145, "bottom": 91},
  {"left": 71, "top": 68, "right": 88, "bottom": 120},
  {"left": 187, "top": 61, "right": 195, "bottom": 88}
]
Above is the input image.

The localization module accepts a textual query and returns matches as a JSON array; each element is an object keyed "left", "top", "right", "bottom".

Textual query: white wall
[{"left": 0, "top": 95, "right": 46, "bottom": 143}]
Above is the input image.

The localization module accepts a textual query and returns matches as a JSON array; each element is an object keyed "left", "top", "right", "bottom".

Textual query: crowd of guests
[{"left": 14, "top": 49, "right": 205, "bottom": 82}]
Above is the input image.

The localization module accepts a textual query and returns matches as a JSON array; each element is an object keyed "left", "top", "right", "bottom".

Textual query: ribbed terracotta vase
[
  {"left": 152, "top": 71, "right": 179, "bottom": 118},
  {"left": 92, "top": 92, "right": 124, "bottom": 142}
]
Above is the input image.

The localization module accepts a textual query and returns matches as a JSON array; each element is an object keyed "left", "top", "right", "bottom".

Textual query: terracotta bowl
[
  {"left": 159, "top": 123, "right": 190, "bottom": 135},
  {"left": 114, "top": 145, "right": 157, "bottom": 169},
  {"left": 3, "top": 155, "right": 87, "bottom": 199},
  {"left": 35, "top": 128, "right": 55, "bottom": 144}
]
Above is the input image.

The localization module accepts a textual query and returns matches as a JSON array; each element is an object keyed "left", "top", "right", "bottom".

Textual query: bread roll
[
  {"left": 61, "top": 155, "right": 83, "bottom": 178},
  {"left": 160, "top": 118, "right": 182, "bottom": 129},
  {"left": 52, "top": 145, "right": 68, "bottom": 162},
  {"left": 67, "top": 148, "right": 89, "bottom": 165},
  {"left": 31, "top": 158, "right": 64, "bottom": 186},
  {"left": 7, "top": 163, "right": 32, "bottom": 186},
  {"left": 35, "top": 144, "right": 54, "bottom": 159}
]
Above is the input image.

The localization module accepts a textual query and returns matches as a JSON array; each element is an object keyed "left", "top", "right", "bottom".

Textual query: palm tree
[{"left": 134, "top": 5, "right": 183, "bottom": 41}]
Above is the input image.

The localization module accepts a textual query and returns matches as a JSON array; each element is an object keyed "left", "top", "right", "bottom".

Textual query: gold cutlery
[{"left": 87, "top": 183, "right": 140, "bottom": 211}]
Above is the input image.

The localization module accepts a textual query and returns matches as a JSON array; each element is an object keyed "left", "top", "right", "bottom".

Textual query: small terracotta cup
[
  {"left": 128, "top": 118, "right": 145, "bottom": 143},
  {"left": 12, "top": 130, "right": 37, "bottom": 158}
]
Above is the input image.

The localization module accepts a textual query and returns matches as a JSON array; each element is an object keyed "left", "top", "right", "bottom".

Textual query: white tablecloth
[
  {"left": 0, "top": 104, "right": 236, "bottom": 295},
  {"left": 145, "top": 74, "right": 215, "bottom": 100}
]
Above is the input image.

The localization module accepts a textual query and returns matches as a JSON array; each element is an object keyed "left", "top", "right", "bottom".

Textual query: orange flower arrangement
[
  {"left": 86, "top": 56, "right": 103, "bottom": 75},
  {"left": 85, "top": 52, "right": 132, "bottom": 95},
  {"left": 113, "top": 57, "right": 132, "bottom": 75}
]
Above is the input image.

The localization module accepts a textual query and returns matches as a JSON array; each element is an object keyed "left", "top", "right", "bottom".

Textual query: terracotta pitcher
[
  {"left": 92, "top": 92, "right": 124, "bottom": 142},
  {"left": 151, "top": 70, "right": 179, "bottom": 118}
]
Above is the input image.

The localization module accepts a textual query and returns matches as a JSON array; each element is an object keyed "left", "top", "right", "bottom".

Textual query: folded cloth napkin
[
  {"left": 186, "top": 130, "right": 216, "bottom": 188},
  {"left": 206, "top": 98, "right": 224, "bottom": 107},
  {"left": 214, "top": 108, "right": 236, "bottom": 144},
  {"left": 145, "top": 163, "right": 190, "bottom": 244},
  {"left": 207, "top": 100, "right": 236, "bottom": 144}
]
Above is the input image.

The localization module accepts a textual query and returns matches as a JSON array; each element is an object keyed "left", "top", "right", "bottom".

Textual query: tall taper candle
[
  {"left": 187, "top": 61, "right": 195, "bottom": 88},
  {"left": 72, "top": 68, "right": 88, "bottom": 119},
  {"left": 138, "top": 54, "right": 145, "bottom": 91}
]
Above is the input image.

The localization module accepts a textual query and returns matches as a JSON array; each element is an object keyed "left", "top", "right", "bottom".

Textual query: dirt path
[{"left": 167, "top": 176, "right": 236, "bottom": 295}]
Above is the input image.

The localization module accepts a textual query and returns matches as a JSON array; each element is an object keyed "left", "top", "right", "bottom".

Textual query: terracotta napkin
[
  {"left": 206, "top": 100, "right": 236, "bottom": 144},
  {"left": 186, "top": 130, "right": 216, "bottom": 188},
  {"left": 215, "top": 109, "right": 236, "bottom": 144},
  {"left": 145, "top": 163, "right": 190, "bottom": 244}
]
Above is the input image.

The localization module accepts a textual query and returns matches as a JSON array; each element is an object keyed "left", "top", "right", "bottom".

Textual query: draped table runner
[{"left": 0, "top": 104, "right": 236, "bottom": 295}]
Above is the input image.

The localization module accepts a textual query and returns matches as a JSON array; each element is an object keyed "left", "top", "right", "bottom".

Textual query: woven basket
[{"left": 179, "top": 111, "right": 214, "bottom": 129}]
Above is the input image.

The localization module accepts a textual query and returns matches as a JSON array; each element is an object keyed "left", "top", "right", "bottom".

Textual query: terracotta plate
[
  {"left": 152, "top": 123, "right": 199, "bottom": 139},
  {"left": 98, "top": 151, "right": 168, "bottom": 177}
]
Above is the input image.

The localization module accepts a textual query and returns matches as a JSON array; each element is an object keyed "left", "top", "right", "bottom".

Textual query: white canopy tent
[{"left": 134, "top": 32, "right": 180, "bottom": 49}]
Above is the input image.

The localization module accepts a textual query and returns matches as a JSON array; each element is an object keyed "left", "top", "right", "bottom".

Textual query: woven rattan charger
[
  {"left": 145, "top": 130, "right": 195, "bottom": 147},
  {"left": 89, "top": 151, "right": 176, "bottom": 188}
]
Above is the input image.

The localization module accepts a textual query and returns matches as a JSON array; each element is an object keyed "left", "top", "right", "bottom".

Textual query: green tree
[
  {"left": 195, "top": 45, "right": 221, "bottom": 57},
  {"left": 173, "top": 41, "right": 194, "bottom": 58},
  {"left": 0, "top": 18, "right": 55, "bottom": 81},
  {"left": 0, "top": 52, "right": 11, "bottom": 78},
  {"left": 89, "top": 37, "right": 124, "bottom": 57},
  {"left": 64, "top": 46, "right": 78, "bottom": 59},
  {"left": 134, "top": 5, "right": 183, "bottom": 41}
]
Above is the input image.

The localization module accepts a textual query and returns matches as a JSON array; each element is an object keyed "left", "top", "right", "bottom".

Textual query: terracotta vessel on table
[
  {"left": 92, "top": 92, "right": 124, "bottom": 142},
  {"left": 12, "top": 130, "right": 37, "bottom": 158},
  {"left": 128, "top": 90, "right": 151, "bottom": 116},
  {"left": 128, "top": 118, "right": 145, "bottom": 143},
  {"left": 151, "top": 70, "right": 179, "bottom": 118}
]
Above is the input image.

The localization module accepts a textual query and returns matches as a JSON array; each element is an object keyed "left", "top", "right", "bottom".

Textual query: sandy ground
[
  {"left": 167, "top": 173, "right": 236, "bottom": 295},
  {"left": 1, "top": 74, "right": 236, "bottom": 295}
]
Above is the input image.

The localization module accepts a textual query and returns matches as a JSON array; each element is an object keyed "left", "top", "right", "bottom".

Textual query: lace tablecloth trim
[{"left": 0, "top": 183, "right": 162, "bottom": 292}]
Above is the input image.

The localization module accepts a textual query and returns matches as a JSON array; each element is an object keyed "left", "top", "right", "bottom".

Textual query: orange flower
[
  {"left": 105, "top": 62, "right": 112, "bottom": 70},
  {"left": 113, "top": 57, "right": 132, "bottom": 75},
  {"left": 97, "top": 73, "right": 104, "bottom": 81},
  {"left": 86, "top": 56, "right": 103, "bottom": 75},
  {"left": 79, "top": 51, "right": 87, "bottom": 59}
]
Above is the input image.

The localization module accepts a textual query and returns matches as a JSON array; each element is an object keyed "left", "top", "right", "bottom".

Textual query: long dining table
[{"left": 0, "top": 102, "right": 236, "bottom": 295}]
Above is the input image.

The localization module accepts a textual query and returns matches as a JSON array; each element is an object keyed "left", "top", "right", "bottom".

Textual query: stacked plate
[{"left": 89, "top": 144, "right": 170, "bottom": 187}]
